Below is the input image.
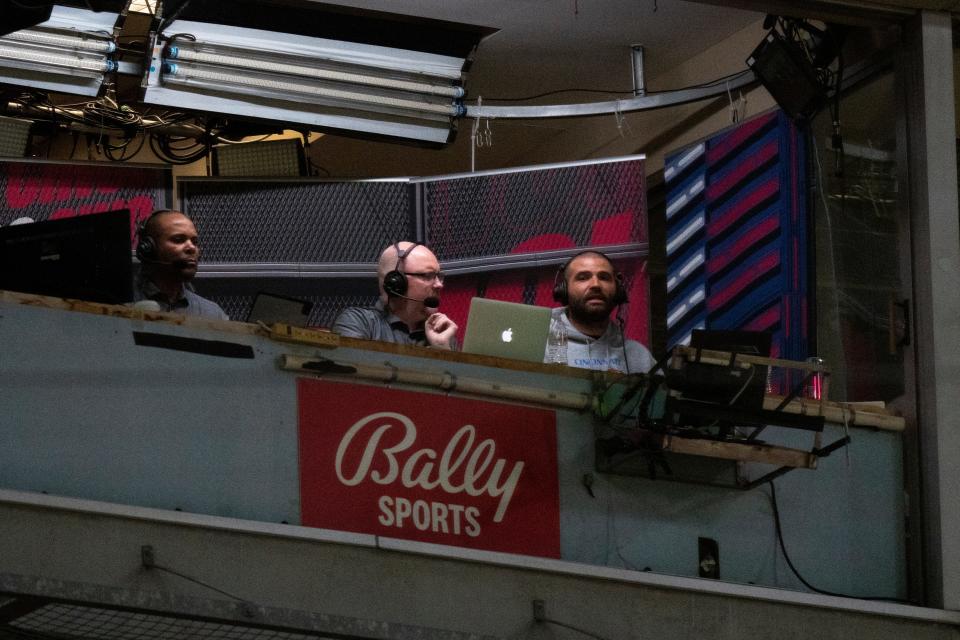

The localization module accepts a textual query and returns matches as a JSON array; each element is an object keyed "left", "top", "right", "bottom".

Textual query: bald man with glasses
[{"left": 332, "top": 241, "right": 458, "bottom": 350}]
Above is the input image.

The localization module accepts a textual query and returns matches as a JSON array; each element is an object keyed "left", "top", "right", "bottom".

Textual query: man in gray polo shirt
[
  {"left": 133, "top": 209, "right": 228, "bottom": 321},
  {"left": 332, "top": 241, "right": 457, "bottom": 350}
]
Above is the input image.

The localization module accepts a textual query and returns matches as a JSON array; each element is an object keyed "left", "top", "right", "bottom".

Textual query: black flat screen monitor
[
  {"left": 685, "top": 329, "right": 773, "bottom": 412},
  {"left": 246, "top": 291, "right": 313, "bottom": 326},
  {"left": 0, "top": 209, "right": 133, "bottom": 304}
]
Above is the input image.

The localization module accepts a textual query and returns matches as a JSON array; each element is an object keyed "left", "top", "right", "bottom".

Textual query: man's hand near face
[{"left": 425, "top": 312, "right": 458, "bottom": 350}]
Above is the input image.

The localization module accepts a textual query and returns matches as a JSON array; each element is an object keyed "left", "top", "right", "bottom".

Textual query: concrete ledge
[{"left": 2, "top": 488, "right": 957, "bottom": 628}]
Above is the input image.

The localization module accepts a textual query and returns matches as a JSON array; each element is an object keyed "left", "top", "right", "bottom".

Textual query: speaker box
[{"left": 747, "top": 31, "right": 826, "bottom": 121}]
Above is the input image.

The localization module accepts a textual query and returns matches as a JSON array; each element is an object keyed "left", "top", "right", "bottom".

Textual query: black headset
[
  {"left": 135, "top": 209, "right": 179, "bottom": 263},
  {"left": 382, "top": 241, "right": 422, "bottom": 297},
  {"left": 552, "top": 250, "right": 628, "bottom": 307}
]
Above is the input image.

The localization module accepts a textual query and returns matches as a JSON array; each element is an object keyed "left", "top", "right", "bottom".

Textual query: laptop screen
[
  {"left": 246, "top": 292, "right": 313, "bottom": 326},
  {"left": 461, "top": 298, "right": 552, "bottom": 363}
]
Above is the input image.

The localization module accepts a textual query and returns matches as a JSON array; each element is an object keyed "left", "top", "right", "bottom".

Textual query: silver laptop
[{"left": 461, "top": 298, "right": 552, "bottom": 362}]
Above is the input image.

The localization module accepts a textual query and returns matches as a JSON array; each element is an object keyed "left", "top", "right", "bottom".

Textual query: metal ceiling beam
[{"left": 466, "top": 70, "right": 757, "bottom": 119}]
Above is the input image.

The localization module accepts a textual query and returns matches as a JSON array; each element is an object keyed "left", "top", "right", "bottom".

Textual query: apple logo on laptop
[{"left": 501, "top": 328, "right": 513, "bottom": 343}]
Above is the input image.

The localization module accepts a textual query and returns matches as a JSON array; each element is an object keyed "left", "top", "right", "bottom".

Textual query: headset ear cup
[
  {"left": 553, "top": 278, "right": 568, "bottom": 304},
  {"left": 383, "top": 269, "right": 408, "bottom": 296},
  {"left": 552, "top": 263, "right": 568, "bottom": 304},
  {"left": 135, "top": 211, "right": 166, "bottom": 263},
  {"left": 613, "top": 273, "right": 628, "bottom": 306},
  {"left": 136, "top": 235, "right": 156, "bottom": 263}
]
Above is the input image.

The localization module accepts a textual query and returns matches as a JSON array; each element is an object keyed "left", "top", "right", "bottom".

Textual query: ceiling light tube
[
  {"left": 0, "top": 44, "right": 115, "bottom": 74},
  {"left": 166, "top": 46, "right": 463, "bottom": 99},
  {"left": 159, "top": 20, "right": 468, "bottom": 81},
  {"left": 1, "top": 29, "right": 117, "bottom": 54},
  {"left": 143, "top": 85, "right": 453, "bottom": 142},
  {"left": 161, "top": 62, "right": 463, "bottom": 117}
]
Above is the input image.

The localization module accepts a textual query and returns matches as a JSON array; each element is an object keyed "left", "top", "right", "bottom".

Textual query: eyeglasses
[{"left": 406, "top": 271, "right": 445, "bottom": 284}]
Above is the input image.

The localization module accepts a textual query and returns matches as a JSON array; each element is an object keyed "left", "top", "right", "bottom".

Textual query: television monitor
[
  {"left": 686, "top": 329, "right": 772, "bottom": 412},
  {"left": 663, "top": 330, "right": 772, "bottom": 435},
  {"left": 0, "top": 209, "right": 133, "bottom": 304}
]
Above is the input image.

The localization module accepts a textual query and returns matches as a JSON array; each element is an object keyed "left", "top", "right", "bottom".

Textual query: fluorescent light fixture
[
  {"left": 166, "top": 45, "right": 464, "bottom": 99},
  {"left": 0, "top": 4, "right": 122, "bottom": 97},
  {"left": 141, "top": 2, "right": 493, "bottom": 145}
]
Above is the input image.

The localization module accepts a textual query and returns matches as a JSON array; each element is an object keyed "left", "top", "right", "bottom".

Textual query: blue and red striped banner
[{"left": 665, "top": 110, "right": 808, "bottom": 364}]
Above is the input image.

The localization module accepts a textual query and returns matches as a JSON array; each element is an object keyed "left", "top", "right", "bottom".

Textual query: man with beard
[
  {"left": 546, "top": 250, "right": 653, "bottom": 373},
  {"left": 332, "top": 241, "right": 458, "bottom": 350},
  {"left": 133, "top": 209, "right": 229, "bottom": 320}
]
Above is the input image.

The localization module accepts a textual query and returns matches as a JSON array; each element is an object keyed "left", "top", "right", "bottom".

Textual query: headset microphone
[
  {"left": 139, "top": 255, "right": 195, "bottom": 269},
  {"left": 391, "top": 292, "right": 440, "bottom": 308}
]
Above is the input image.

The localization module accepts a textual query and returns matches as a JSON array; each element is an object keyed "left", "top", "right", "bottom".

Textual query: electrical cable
[
  {"left": 810, "top": 134, "right": 850, "bottom": 393},
  {"left": 68, "top": 131, "right": 79, "bottom": 159},
  {"left": 104, "top": 133, "right": 146, "bottom": 161},
  {"left": 146, "top": 561, "right": 252, "bottom": 605},
  {"left": 830, "top": 51, "right": 846, "bottom": 177},
  {"left": 7, "top": 89, "right": 218, "bottom": 163},
  {"left": 767, "top": 480, "right": 912, "bottom": 603},
  {"left": 539, "top": 617, "right": 614, "bottom": 640},
  {"left": 726, "top": 363, "right": 756, "bottom": 406},
  {"left": 158, "top": 0, "right": 195, "bottom": 38},
  {"left": 149, "top": 132, "right": 207, "bottom": 164}
]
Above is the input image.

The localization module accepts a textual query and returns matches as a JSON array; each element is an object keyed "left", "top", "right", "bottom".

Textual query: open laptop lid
[
  {"left": 246, "top": 292, "right": 313, "bottom": 326},
  {"left": 461, "top": 298, "right": 552, "bottom": 363}
]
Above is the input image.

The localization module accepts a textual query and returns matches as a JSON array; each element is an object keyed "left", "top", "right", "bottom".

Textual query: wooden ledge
[{"left": 0, "top": 290, "right": 599, "bottom": 380}]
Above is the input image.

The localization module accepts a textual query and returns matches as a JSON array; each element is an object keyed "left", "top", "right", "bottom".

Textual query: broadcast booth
[
  {"left": 0, "top": 138, "right": 926, "bottom": 640},
  {"left": 0, "top": 1, "right": 956, "bottom": 638}
]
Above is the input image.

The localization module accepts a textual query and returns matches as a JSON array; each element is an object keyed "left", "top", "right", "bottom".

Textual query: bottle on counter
[{"left": 545, "top": 316, "right": 568, "bottom": 364}]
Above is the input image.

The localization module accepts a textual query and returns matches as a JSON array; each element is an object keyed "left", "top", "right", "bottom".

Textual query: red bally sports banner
[{"left": 298, "top": 379, "right": 560, "bottom": 558}]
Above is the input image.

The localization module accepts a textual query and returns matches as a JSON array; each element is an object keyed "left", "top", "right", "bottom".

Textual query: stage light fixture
[
  {"left": 140, "top": 1, "right": 493, "bottom": 146},
  {"left": 212, "top": 138, "right": 305, "bottom": 177},
  {"left": 746, "top": 18, "right": 845, "bottom": 122},
  {"left": 0, "top": 115, "right": 32, "bottom": 158},
  {"left": 747, "top": 30, "right": 825, "bottom": 121},
  {"left": 0, "top": 4, "right": 122, "bottom": 97}
]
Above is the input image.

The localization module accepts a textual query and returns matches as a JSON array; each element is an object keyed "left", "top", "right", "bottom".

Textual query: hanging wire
[{"left": 767, "top": 480, "right": 911, "bottom": 603}]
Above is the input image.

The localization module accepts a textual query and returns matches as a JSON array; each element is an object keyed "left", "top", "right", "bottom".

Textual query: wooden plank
[
  {"left": 0, "top": 289, "right": 597, "bottom": 379},
  {"left": 763, "top": 395, "right": 905, "bottom": 432},
  {"left": 268, "top": 323, "right": 340, "bottom": 348},
  {"left": 279, "top": 354, "right": 593, "bottom": 411},
  {"left": 661, "top": 435, "right": 817, "bottom": 468},
  {"left": 0, "top": 290, "right": 250, "bottom": 333},
  {"left": 675, "top": 345, "right": 829, "bottom": 373}
]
